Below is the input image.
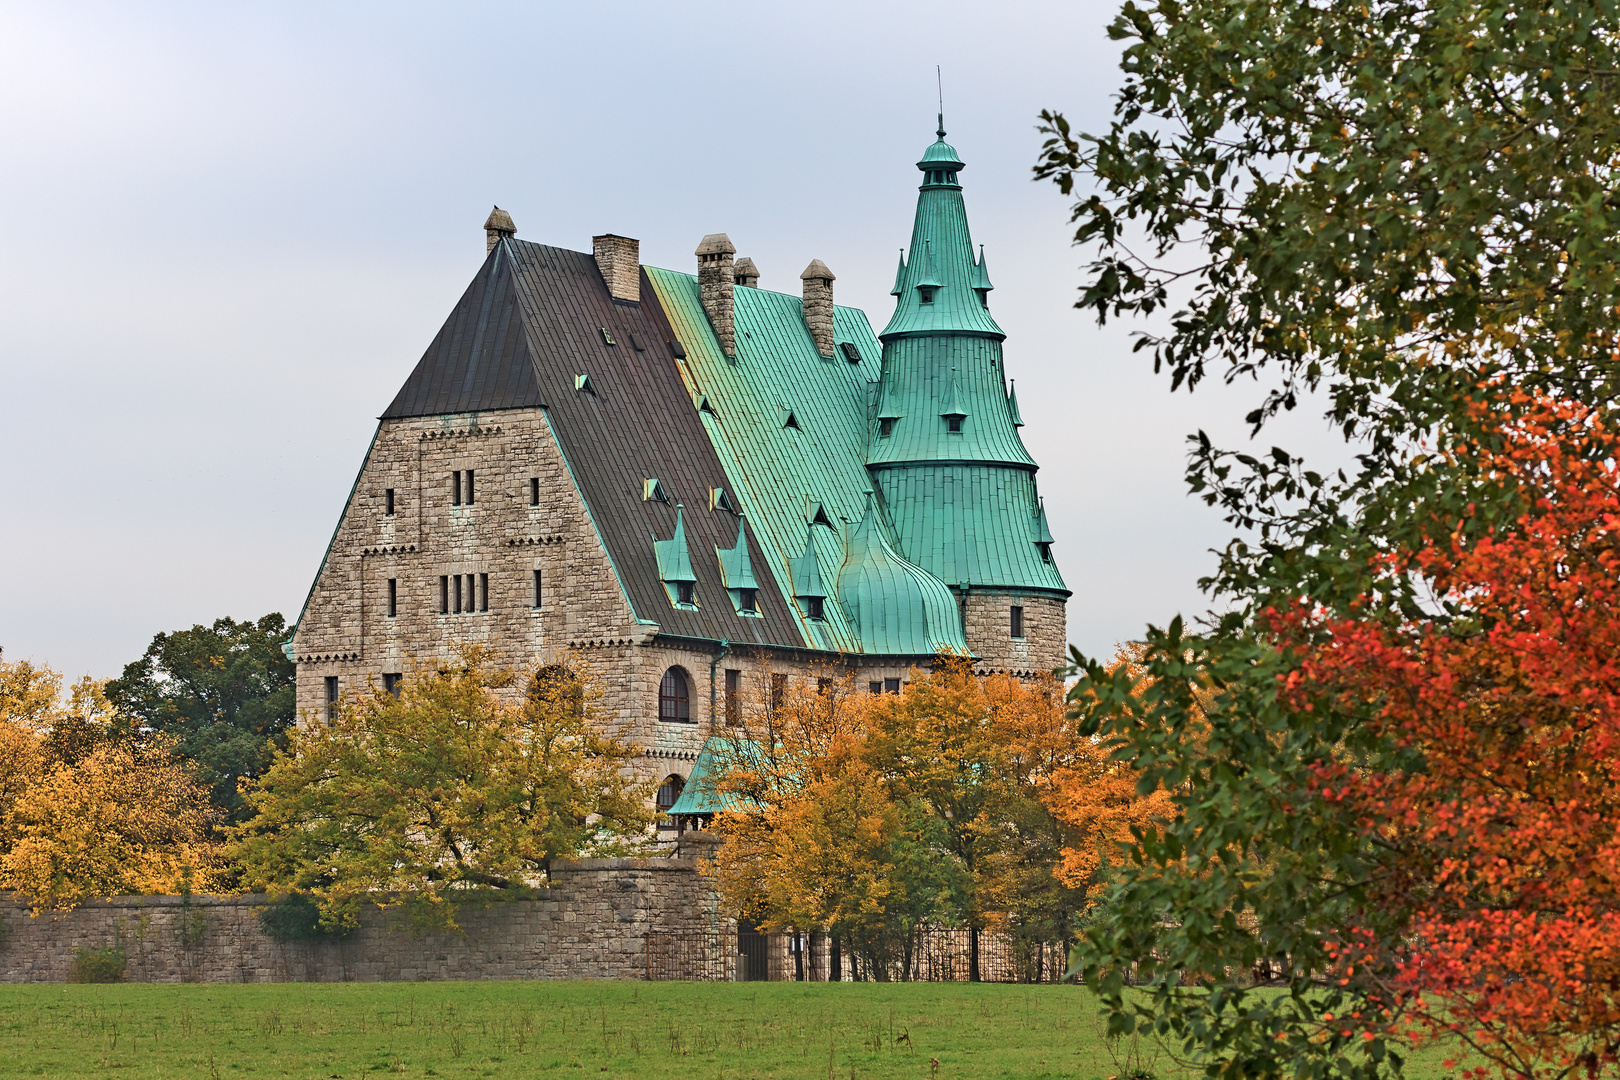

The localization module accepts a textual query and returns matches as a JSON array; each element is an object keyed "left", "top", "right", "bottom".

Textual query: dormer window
[
  {"left": 805, "top": 596, "right": 825, "bottom": 620},
  {"left": 738, "top": 588, "right": 757, "bottom": 614},
  {"left": 880, "top": 418, "right": 896, "bottom": 438},
  {"left": 676, "top": 581, "right": 694, "bottom": 606},
  {"left": 947, "top": 416, "right": 963, "bottom": 433},
  {"left": 919, "top": 287, "right": 935, "bottom": 304}
]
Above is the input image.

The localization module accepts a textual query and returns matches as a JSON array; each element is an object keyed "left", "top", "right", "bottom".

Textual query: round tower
[{"left": 868, "top": 118, "right": 1069, "bottom": 674}]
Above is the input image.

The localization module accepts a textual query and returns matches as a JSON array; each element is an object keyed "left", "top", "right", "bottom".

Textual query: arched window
[
  {"left": 659, "top": 667, "right": 692, "bottom": 723},
  {"left": 656, "top": 774, "right": 685, "bottom": 814},
  {"left": 528, "top": 664, "right": 584, "bottom": 716}
]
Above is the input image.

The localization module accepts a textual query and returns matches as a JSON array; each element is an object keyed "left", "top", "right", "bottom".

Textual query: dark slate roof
[
  {"left": 383, "top": 244, "right": 545, "bottom": 418},
  {"left": 384, "top": 239, "right": 808, "bottom": 650}
]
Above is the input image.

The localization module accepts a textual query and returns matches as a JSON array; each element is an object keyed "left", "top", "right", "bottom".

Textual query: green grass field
[{"left": 0, "top": 982, "right": 1453, "bottom": 1080}]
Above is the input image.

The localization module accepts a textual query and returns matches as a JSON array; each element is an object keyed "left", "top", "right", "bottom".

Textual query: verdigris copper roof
[{"left": 646, "top": 266, "right": 965, "bottom": 655}]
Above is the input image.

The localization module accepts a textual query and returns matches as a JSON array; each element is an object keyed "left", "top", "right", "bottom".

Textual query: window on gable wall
[
  {"left": 385, "top": 489, "right": 395, "bottom": 516},
  {"left": 530, "top": 478, "right": 539, "bottom": 506}
]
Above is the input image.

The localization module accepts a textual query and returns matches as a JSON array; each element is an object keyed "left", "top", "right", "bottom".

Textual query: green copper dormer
[
  {"left": 716, "top": 516, "right": 762, "bottom": 616},
  {"left": 970, "top": 245, "right": 994, "bottom": 308},
  {"left": 654, "top": 504, "right": 699, "bottom": 608},
  {"left": 890, "top": 250, "right": 907, "bottom": 296},
  {"left": 1007, "top": 380, "right": 1025, "bottom": 427},
  {"left": 882, "top": 119, "right": 1005, "bottom": 340},
  {"left": 836, "top": 494, "right": 969, "bottom": 655}
]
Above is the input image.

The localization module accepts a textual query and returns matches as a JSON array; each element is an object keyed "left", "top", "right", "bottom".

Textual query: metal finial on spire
[{"left": 937, "top": 66, "right": 945, "bottom": 138}]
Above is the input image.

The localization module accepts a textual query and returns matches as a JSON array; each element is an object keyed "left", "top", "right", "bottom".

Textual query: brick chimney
[
  {"left": 800, "top": 259, "right": 835, "bottom": 358},
  {"left": 593, "top": 234, "right": 640, "bottom": 302},
  {"left": 734, "top": 257, "right": 760, "bottom": 288},
  {"left": 696, "top": 233, "right": 737, "bottom": 356},
  {"left": 484, "top": 206, "right": 515, "bottom": 254}
]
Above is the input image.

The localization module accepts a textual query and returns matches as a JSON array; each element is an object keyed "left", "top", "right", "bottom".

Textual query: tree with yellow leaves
[
  {"left": 230, "top": 647, "right": 654, "bottom": 932},
  {"left": 0, "top": 655, "right": 219, "bottom": 913}
]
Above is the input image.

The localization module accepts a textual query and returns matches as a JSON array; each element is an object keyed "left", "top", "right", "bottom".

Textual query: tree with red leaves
[{"left": 1274, "top": 394, "right": 1620, "bottom": 1079}]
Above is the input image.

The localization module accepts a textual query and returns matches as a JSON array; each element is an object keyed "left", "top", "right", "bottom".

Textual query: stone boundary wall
[{"left": 0, "top": 857, "right": 727, "bottom": 983}]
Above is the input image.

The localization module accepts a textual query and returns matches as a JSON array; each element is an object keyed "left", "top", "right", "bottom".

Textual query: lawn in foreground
[{"left": 0, "top": 981, "right": 1453, "bottom": 1080}]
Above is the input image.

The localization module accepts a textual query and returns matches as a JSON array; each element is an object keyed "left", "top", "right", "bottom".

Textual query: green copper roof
[
  {"left": 646, "top": 266, "right": 966, "bottom": 655},
  {"left": 1006, "top": 380, "right": 1025, "bottom": 427},
  {"left": 867, "top": 335, "right": 1036, "bottom": 468},
  {"left": 838, "top": 493, "right": 969, "bottom": 654},
  {"left": 882, "top": 122, "right": 1005, "bottom": 340},
  {"left": 666, "top": 736, "right": 763, "bottom": 817}
]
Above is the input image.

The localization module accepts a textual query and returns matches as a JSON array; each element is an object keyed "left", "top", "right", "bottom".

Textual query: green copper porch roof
[
  {"left": 645, "top": 266, "right": 967, "bottom": 656},
  {"left": 666, "top": 736, "right": 762, "bottom": 817}
]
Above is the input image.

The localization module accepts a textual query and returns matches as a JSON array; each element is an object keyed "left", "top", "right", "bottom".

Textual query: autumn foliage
[
  {"left": 0, "top": 658, "right": 218, "bottom": 913},
  {"left": 1269, "top": 394, "right": 1620, "bottom": 1078},
  {"left": 707, "top": 654, "right": 1166, "bottom": 972}
]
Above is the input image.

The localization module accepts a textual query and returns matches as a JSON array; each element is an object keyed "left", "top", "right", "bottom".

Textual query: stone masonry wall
[
  {"left": 0, "top": 858, "right": 724, "bottom": 984},
  {"left": 963, "top": 592, "right": 1067, "bottom": 676}
]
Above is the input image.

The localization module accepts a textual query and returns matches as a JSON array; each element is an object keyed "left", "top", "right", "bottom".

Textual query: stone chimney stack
[
  {"left": 800, "top": 259, "right": 836, "bottom": 358},
  {"left": 734, "top": 257, "right": 760, "bottom": 288},
  {"left": 696, "top": 233, "right": 737, "bottom": 356},
  {"left": 593, "top": 234, "right": 640, "bottom": 302},
  {"left": 484, "top": 206, "right": 515, "bottom": 254}
]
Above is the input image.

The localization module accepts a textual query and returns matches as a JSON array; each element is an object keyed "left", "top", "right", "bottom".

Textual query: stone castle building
[{"left": 288, "top": 119, "right": 1070, "bottom": 804}]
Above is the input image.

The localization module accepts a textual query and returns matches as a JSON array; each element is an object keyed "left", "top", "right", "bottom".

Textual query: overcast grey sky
[{"left": 0, "top": 0, "right": 1336, "bottom": 679}]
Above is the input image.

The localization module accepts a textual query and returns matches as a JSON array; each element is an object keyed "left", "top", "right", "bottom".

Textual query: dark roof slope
[
  {"left": 385, "top": 239, "right": 807, "bottom": 650},
  {"left": 382, "top": 244, "right": 545, "bottom": 418}
]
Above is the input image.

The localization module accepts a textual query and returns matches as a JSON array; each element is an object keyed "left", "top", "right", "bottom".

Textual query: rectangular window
[
  {"left": 869, "top": 680, "right": 882, "bottom": 695},
  {"left": 725, "top": 669, "right": 741, "bottom": 725},
  {"left": 884, "top": 678, "right": 901, "bottom": 695},
  {"left": 770, "top": 673, "right": 787, "bottom": 713},
  {"left": 325, "top": 676, "right": 338, "bottom": 720},
  {"left": 453, "top": 574, "right": 463, "bottom": 614},
  {"left": 738, "top": 587, "right": 757, "bottom": 613},
  {"left": 479, "top": 573, "right": 489, "bottom": 612},
  {"left": 1010, "top": 605, "right": 1025, "bottom": 639},
  {"left": 818, "top": 677, "right": 833, "bottom": 697},
  {"left": 947, "top": 416, "right": 963, "bottom": 433},
  {"left": 452, "top": 471, "right": 462, "bottom": 506},
  {"left": 383, "top": 672, "right": 402, "bottom": 698},
  {"left": 879, "top": 418, "right": 895, "bottom": 439},
  {"left": 466, "top": 469, "right": 475, "bottom": 504},
  {"left": 385, "top": 488, "right": 395, "bottom": 516},
  {"left": 805, "top": 596, "right": 825, "bottom": 620},
  {"left": 530, "top": 477, "right": 539, "bottom": 506},
  {"left": 676, "top": 581, "right": 695, "bottom": 606},
  {"left": 387, "top": 578, "right": 397, "bottom": 618},
  {"left": 533, "top": 569, "right": 543, "bottom": 608},
  {"left": 440, "top": 575, "right": 449, "bottom": 614},
  {"left": 465, "top": 574, "right": 476, "bottom": 612}
]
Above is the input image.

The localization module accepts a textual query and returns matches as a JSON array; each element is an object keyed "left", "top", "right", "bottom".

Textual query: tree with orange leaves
[{"left": 1275, "top": 395, "right": 1620, "bottom": 1080}]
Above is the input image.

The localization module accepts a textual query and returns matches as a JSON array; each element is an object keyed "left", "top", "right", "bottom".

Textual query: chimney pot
[
  {"left": 483, "top": 206, "right": 516, "bottom": 254},
  {"left": 593, "top": 234, "right": 641, "bottom": 302},
  {"left": 800, "top": 260, "right": 836, "bottom": 357},
  {"left": 734, "top": 257, "right": 760, "bottom": 288},
  {"left": 696, "top": 233, "right": 737, "bottom": 356}
]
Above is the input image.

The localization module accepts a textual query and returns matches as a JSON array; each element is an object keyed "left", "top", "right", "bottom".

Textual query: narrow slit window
[
  {"left": 533, "top": 569, "right": 543, "bottom": 609},
  {"left": 453, "top": 574, "right": 463, "bottom": 614},
  {"left": 530, "top": 478, "right": 539, "bottom": 506},
  {"left": 325, "top": 676, "right": 339, "bottom": 720},
  {"left": 439, "top": 575, "right": 449, "bottom": 614},
  {"left": 452, "top": 471, "right": 462, "bottom": 506},
  {"left": 725, "top": 668, "right": 741, "bottom": 725},
  {"left": 465, "top": 470, "right": 475, "bottom": 504},
  {"left": 1010, "top": 605, "right": 1025, "bottom": 639},
  {"left": 466, "top": 574, "right": 476, "bottom": 612},
  {"left": 385, "top": 488, "right": 395, "bottom": 516},
  {"left": 479, "top": 573, "right": 489, "bottom": 612},
  {"left": 387, "top": 578, "right": 397, "bottom": 618},
  {"left": 770, "top": 673, "right": 787, "bottom": 713}
]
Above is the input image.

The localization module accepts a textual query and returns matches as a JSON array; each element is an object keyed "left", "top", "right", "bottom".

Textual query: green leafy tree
[
  {"left": 1037, "top": 2, "right": 1620, "bottom": 1078},
  {"left": 229, "top": 647, "right": 654, "bottom": 932},
  {"left": 105, "top": 614, "right": 295, "bottom": 823}
]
